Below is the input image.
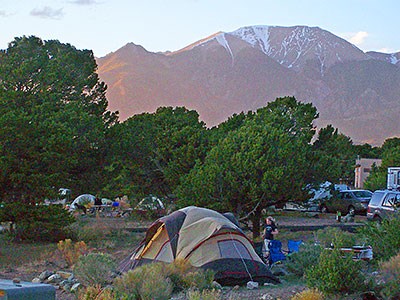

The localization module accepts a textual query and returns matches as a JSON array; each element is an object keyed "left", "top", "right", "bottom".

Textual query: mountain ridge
[{"left": 97, "top": 25, "right": 400, "bottom": 145}]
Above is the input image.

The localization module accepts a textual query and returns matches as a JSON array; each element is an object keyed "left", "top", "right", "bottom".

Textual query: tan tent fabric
[{"left": 128, "top": 206, "right": 279, "bottom": 285}]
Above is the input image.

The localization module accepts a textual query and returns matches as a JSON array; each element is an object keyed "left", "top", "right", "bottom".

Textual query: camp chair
[
  {"left": 268, "top": 240, "right": 286, "bottom": 266},
  {"left": 287, "top": 240, "right": 303, "bottom": 254}
]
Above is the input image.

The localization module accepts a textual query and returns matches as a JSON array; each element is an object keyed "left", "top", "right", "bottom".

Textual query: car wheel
[
  {"left": 348, "top": 206, "right": 355, "bottom": 215},
  {"left": 320, "top": 205, "right": 328, "bottom": 213}
]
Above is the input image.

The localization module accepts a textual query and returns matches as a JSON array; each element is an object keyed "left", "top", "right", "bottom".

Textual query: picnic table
[{"left": 339, "top": 245, "right": 373, "bottom": 261}]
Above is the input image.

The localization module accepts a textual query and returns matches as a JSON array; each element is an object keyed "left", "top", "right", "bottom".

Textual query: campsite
[{"left": 1, "top": 206, "right": 394, "bottom": 300}]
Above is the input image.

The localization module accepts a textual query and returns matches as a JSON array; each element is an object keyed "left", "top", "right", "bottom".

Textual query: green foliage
[
  {"left": 113, "top": 263, "right": 173, "bottom": 300},
  {"left": 313, "top": 227, "right": 357, "bottom": 249},
  {"left": 0, "top": 36, "right": 117, "bottom": 203},
  {"left": 286, "top": 243, "right": 323, "bottom": 277},
  {"left": 305, "top": 248, "right": 366, "bottom": 295},
  {"left": 187, "top": 289, "right": 222, "bottom": 300},
  {"left": 291, "top": 288, "right": 324, "bottom": 300},
  {"left": 0, "top": 202, "right": 75, "bottom": 242},
  {"left": 364, "top": 137, "right": 400, "bottom": 190},
  {"left": 379, "top": 253, "right": 400, "bottom": 299},
  {"left": 176, "top": 97, "right": 316, "bottom": 237},
  {"left": 77, "top": 285, "right": 117, "bottom": 300},
  {"left": 114, "top": 260, "right": 215, "bottom": 300},
  {"left": 73, "top": 253, "right": 117, "bottom": 287},
  {"left": 312, "top": 125, "right": 355, "bottom": 184},
  {"left": 357, "top": 216, "right": 400, "bottom": 261},
  {"left": 104, "top": 107, "right": 209, "bottom": 198}
]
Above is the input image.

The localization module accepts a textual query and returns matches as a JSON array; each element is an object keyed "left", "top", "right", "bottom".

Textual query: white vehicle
[{"left": 387, "top": 167, "right": 400, "bottom": 190}]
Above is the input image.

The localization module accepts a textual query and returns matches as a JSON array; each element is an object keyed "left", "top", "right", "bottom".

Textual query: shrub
[
  {"left": 74, "top": 253, "right": 117, "bottom": 287},
  {"left": 0, "top": 203, "right": 75, "bottom": 242},
  {"left": 163, "top": 258, "right": 214, "bottom": 292},
  {"left": 291, "top": 288, "right": 324, "bottom": 300},
  {"left": 57, "top": 239, "right": 88, "bottom": 267},
  {"left": 379, "top": 253, "right": 400, "bottom": 299},
  {"left": 113, "top": 263, "right": 173, "bottom": 300},
  {"left": 357, "top": 216, "right": 400, "bottom": 262},
  {"left": 187, "top": 289, "right": 222, "bottom": 300},
  {"left": 313, "top": 227, "right": 356, "bottom": 249},
  {"left": 305, "top": 248, "right": 366, "bottom": 295},
  {"left": 77, "top": 284, "right": 116, "bottom": 300},
  {"left": 286, "top": 243, "right": 323, "bottom": 277}
]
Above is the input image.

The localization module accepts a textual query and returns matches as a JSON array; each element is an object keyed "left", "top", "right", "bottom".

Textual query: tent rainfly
[{"left": 127, "top": 206, "right": 279, "bottom": 285}]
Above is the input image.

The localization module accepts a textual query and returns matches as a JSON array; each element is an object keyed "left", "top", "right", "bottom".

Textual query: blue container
[{"left": 0, "top": 279, "right": 55, "bottom": 300}]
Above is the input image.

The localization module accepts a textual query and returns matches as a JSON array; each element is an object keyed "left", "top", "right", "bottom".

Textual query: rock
[
  {"left": 31, "top": 278, "right": 41, "bottom": 283},
  {"left": 246, "top": 281, "right": 259, "bottom": 289},
  {"left": 70, "top": 282, "right": 81, "bottom": 293},
  {"left": 211, "top": 281, "right": 222, "bottom": 289},
  {"left": 56, "top": 271, "right": 73, "bottom": 279},
  {"left": 46, "top": 273, "right": 61, "bottom": 283},
  {"left": 39, "top": 270, "right": 53, "bottom": 281}
]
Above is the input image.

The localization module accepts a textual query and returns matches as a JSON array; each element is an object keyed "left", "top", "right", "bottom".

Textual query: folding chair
[
  {"left": 287, "top": 240, "right": 303, "bottom": 254},
  {"left": 268, "top": 240, "right": 286, "bottom": 266}
]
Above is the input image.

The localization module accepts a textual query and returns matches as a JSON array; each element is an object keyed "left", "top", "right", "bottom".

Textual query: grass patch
[{"left": 0, "top": 234, "right": 57, "bottom": 268}]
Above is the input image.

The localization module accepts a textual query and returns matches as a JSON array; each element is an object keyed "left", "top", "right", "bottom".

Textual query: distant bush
[
  {"left": 357, "top": 216, "right": 400, "bottom": 262},
  {"left": 305, "top": 248, "right": 366, "bottom": 295},
  {"left": 0, "top": 203, "right": 75, "bottom": 242},
  {"left": 57, "top": 239, "right": 88, "bottom": 267},
  {"left": 291, "top": 288, "right": 324, "bottom": 300},
  {"left": 74, "top": 253, "right": 117, "bottom": 287},
  {"left": 286, "top": 243, "right": 323, "bottom": 277},
  {"left": 379, "top": 253, "right": 400, "bottom": 299}
]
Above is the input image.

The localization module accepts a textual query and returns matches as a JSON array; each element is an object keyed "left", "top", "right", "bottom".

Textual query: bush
[
  {"left": 313, "top": 227, "right": 357, "bottom": 249},
  {"left": 114, "top": 263, "right": 173, "bottom": 300},
  {"left": 357, "top": 216, "right": 400, "bottom": 262},
  {"left": 291, "top": 288, "right": 324, "bottom": 300},
  {"left": 286, "top": 243, "right": 323, "bottom": 277},
  {"left": 305, "top": 248, "right": 366, "bottom": 295},
  {"left": 379, "top": 253, "right": 400, "bottom": 299},
  {"left": 164, "top": 259, "right": 215, "bottom": 292},
  {"left": 77, "top": 284, "right": 116, "bottom": 300},
  {"left": 0, "top": 203, "right": 75, "bottom": 242},
  {"left": 187, "top": 289, "right": 222, "bottom": 300},
  {"left": 57, "top": 239, "right": 88, "bottom": 267},
  {"left": 74, "top": 253, "right": 117, "bottom": 287}
]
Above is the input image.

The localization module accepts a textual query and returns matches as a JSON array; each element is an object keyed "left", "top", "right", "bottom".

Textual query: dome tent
[{"left": 127, "top": 206, "right": 279, "bottom": 285}]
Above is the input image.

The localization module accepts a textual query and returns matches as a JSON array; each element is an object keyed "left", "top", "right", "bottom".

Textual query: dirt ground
[{"left": 0, "top": 212, "right": 368, "bottom": 299}]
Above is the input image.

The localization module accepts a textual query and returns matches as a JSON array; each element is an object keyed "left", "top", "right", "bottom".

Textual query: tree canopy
[{"left": 0, "top": 36, "right": 117, "bottom": 203}]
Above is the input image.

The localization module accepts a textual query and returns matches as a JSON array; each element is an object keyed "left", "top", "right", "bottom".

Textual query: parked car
[
  {"left": 366, "top": 190, "right": 400, "bottom": 221},
  {"left": 319, "top": 189, "right": 373, "bottom": 215}
]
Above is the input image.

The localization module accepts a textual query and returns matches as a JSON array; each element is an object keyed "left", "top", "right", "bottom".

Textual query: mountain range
[{"left": 96, "top": 25, "right": 400, "bottom": 145}]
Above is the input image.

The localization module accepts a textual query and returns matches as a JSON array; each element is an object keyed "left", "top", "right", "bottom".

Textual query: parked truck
[{"left": 387, "top": 167, "right": 400, "bottom": 190}]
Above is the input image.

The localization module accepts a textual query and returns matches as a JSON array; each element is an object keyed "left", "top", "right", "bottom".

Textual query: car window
[
  {"left": 353, "top": 190, "right": 372, "bottom": 198},
  {"left": 369, "top": 191, "right": 385, "bottom": 206},
  {"left": 383, "top": 193, "right": 397, "bottom": 207},
  {"left": 342, "top": 192, "right": 352, "bottom": 199}
]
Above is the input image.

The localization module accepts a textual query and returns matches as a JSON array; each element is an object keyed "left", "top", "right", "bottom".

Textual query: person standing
[{"left": 263, "top": 216, "right": 278, "bottom": 258}]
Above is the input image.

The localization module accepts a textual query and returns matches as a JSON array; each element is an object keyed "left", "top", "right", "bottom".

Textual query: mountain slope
[{"left": 97, "top": 25, "right": 400, "bottom": 145}]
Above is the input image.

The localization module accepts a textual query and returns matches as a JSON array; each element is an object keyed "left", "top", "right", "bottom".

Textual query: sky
[{"left": 1, "top": 0, "right": 399, "bottom": 58}]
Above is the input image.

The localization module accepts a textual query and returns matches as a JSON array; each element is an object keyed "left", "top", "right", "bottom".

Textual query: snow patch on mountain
[
  {"left": 390, "top": 54, "right": 399, "bottom": 64},
  {"left": 215, "top": 33, "right": 234, "bottom": 62},
  {"left": 230, "top": 25, "right": 271, "bottom": 54}
]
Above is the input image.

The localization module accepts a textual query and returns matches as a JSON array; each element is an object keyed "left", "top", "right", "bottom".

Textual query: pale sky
[{"left": 1, "top": 0, "right": 398, "bottom": 57}]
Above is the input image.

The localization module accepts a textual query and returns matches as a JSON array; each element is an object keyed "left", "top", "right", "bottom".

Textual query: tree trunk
[{"left": 251, "top": 206, "right": 262, "bottom": 240}]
